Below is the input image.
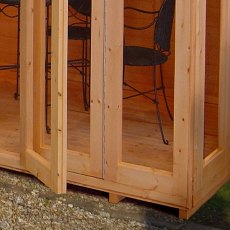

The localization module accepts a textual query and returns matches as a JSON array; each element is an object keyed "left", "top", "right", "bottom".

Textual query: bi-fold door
[
  {"left": 19, "top": 0, "right": 104, "bottom": 192},
  {"left": 0, "top": 0, "right": 67, "bottom": 193},
  {"left": 0, "top": 0, "right": 104, "bottom": 192},
  {"left": 192, "top": 0, "right": 230, "bottom": 214},
  {"left": 19, "top": 0, "right": 68, "bottom": 193},
  {"left": 102, "top": 0, "right": 189, "bottom": 209},
  {"left": 18, "top": 0, "right": 191, "bottom": 206}
]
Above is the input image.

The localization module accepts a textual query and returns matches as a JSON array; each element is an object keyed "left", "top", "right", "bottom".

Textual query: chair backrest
[
  {"left": 154, "top": 0, "right": 175, "bottom": 52},
  {"left": 68, "top": 0, "right": 91, "bottom": 17},
  {"left": 0, "top": 0, "right": 19, "bottom": 5}
]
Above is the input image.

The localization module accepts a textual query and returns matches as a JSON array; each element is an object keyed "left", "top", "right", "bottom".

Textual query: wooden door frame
[
  {"left": 19, "top": 0, "right": 67, "bottom": 193},
  {"left": 103, "top": 0, "right": 195, "bottom": 208},
  {"left": 191, "top": 0, "right": 230, "bottom": 218},
  {"left": 66, "top": 0, "right": 104, "bottom": 178}
]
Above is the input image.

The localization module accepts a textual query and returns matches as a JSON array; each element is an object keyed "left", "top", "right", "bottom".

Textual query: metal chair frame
[
  {"left": 123, "top": 0, "right": 175, "bottom": 145},
  {"left": 45, "top": 0, "right": 91, "bottom": 133}
]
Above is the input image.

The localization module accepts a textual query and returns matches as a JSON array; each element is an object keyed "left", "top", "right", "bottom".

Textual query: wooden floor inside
[{"left": 0, "top": 69, "right": 218, "bottom": 173}]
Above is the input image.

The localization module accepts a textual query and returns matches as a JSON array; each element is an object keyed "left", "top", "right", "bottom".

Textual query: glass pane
[
  {"left": 204, "top": 0, "right": 220, "bottom": 158},
  {"left": 0, "top": 3, "right": 20, "bottom": 153},
  {"left": 67, "top": 2, "right": 91, "bottom": 154},
  {"left": 122, "top": 0, "right": 174, "bottom": 172},
  {"left": 44, "top": 3, "right": 51, "bottom": 147},
  {"left": 43, "top": 2, "right": 91, "bottom": 153}
]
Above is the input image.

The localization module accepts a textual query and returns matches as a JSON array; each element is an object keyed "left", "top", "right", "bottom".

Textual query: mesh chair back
[
  {"left": 154, "top": 0, "right": 175, "bottom": 52},
  {"left": 0, "top": 0, "right": 19, "bottom": 5},
  {"left": 68, "top": 0, "right": 91, "bottom": 16}
]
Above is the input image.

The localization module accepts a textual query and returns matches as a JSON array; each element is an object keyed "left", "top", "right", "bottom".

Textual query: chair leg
[
  {"left": 123, "top": 62, "right": 126, "bottom": 85},
  {"left": 81, "top": 39, "right": 89, "bottom": 111},
  {"left": 81, "top": 19, "right": 91, "bottom": 111},
  {"left": 45, "top": 5, "right": 51, "bottom": 134},
  {"left": 83, "top": 17, "right": 91, "bottom": 110},
  {"left": 85, "top": 37, "right": 90, "bottom": 108},
  {"left": 159, "top": 65, "right": 173, "bottom": 120},
  {"left": 153, "top": 66, "right": 169, "bottom": 145},
  {"left": 14, "top": 4, "right": 20, "bottom": 100}
]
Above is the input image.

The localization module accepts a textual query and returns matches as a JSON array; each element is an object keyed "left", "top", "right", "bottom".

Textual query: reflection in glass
[
  {"left": 122, "top": 0, "right": 175, "bottom": 172},
  {"left": 204, "top": 0, "right": 220, "bottom": 158}
]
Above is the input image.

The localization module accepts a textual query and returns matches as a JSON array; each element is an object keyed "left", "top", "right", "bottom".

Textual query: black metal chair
[
  {"left": 68, "top": 0, "right": 91, "bottom": 111},
  {"left": 45, "top": 0, "right": 91, "bottom": 133},
  {"left": 0, "top": 0, "right": 51, "bottom": 100},
  {"left": 123, "top": 0, "right": 175, "bottom": 145},
  {"left": 0, "top": 0, "right": 20, "bottom": 99}
]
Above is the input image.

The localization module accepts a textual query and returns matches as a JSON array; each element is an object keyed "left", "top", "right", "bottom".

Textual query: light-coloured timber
[
  {"left": 0, "top": 72, "right": 218, "bottom": 172},
  {"left": 0, "top": 0, "right": 229, "bottom": 220},
  {"left": 109, "top": 193, "right": 125, "bottom": 204}
]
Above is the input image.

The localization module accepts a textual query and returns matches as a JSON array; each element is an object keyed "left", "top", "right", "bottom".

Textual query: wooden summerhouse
[{"left": 0, "top": 0, "right": 229, "bottom": 219}]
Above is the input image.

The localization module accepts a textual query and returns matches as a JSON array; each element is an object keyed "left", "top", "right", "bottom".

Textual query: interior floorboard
[{"left": 0, "top": 70, "right": 218, "bottom": 172}]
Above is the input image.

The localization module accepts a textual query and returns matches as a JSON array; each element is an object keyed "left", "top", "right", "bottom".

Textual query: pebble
[{"left": 0, "top": 169, "right": 186, "bottom": 230}]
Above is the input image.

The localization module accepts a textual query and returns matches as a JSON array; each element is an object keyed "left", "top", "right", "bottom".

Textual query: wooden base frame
[{"left": 0, "top": 150, "right": 229, "bottom": 219}]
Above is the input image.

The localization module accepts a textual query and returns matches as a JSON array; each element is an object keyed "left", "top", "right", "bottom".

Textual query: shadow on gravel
[
  {"left": 67, "top": 181, "right": 230, "bottom": 230},
  {"left": 190, "top": 181, "right": 230, "bottom": 230}
]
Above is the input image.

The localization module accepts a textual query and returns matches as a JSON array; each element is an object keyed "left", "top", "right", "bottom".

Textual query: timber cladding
[{"left": 0, "top": 0, "right": 229, "bottom": 219}]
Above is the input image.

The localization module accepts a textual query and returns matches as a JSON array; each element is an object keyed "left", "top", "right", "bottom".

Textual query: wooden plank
[
  {"left": 191, "top": 0, "right": 206, "bottom": 207},
  {"left": 227, "top": 1, "right": 230, "bottom": 179},
  {"left": 173, "top": 0, "right": 193, "bottom": 206},
  {"left": 67, "top": 149, "right": 91, "bottom": 174},
  {"left": 179, "top": 209, "right": 190, "bottom": 220},
  {"left": 25, "top": 149, "right": 51, "bottom": 187},
  {"left": 89, "top": 0, "right": 104, "bottom": 177},
  {"left": 19, "top": 0, "right": 34, "bottom": 162},
  {"left": 0, "top": 149, "right": 24, "bottom": 172},
  {"left": 109, "top": 193, "right": 125, "bottom": 204},
  {"left": 51, "top": 0, "right": 68, "bottom": 193},
  {"left": 219, "top": 0, "right": 230, "bottom": 157},
  {"left": 0, "top": 72, "right": 20, "bottom": 153},
  {"left": 33, "top": 0, "right": 46, "bottom": 152},
  {"left": 67, "top": 171, "right": 187, "bottom": 209},
  {"left": 104, "top": 0, "right": 123, "bottom": 180}
]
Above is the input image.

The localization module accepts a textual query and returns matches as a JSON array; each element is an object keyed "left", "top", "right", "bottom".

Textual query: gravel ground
[{"left": 0, "top": 168, "right": 226, "bottom": 229}]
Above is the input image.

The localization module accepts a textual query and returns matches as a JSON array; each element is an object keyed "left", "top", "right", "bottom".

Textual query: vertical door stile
[
  {"left": 227, "top": 0, "right": 230, "bottom": 175},
  {"left": 104, "top": 0, "right": 124, "bottom": 180},
  {"left": 192, "top": 0, "right": 230, "bottom": 212},
  {"left": 89, "top": 0, "right": 104, "bottom": 177},
  {"left": 173, "top": 0, "right": 193, "bottom": 203},
  {"left": 33, "top": 0, "right": 46, "bottom": 152},
  {"left": 192, "top": 0, "right": 206, "bottom": 206},
  {"left": 20, "top": 0, "right": 51, "bottom": 188},
  {"left": 19, "top": 0, "right": 67, "bottom": 194},
  {"left": 20, "top": 0, "right": 34, "bottom": 161},
  {"left": 51, "top": 0, "right": 68, "bottom": 193},
  {"left": 65, "top": 0, "right": 104, "bottom": 179}
]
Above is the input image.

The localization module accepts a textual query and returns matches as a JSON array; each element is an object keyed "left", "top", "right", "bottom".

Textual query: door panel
[
  {"left": 104, "top": 0, "right": 190, "bottom": 208},
  {"left": 66, "top": 0, "right": 104, "bottom": 178},
  {"left": 193, "top": 0, "right": 230, "bottom": 206},
  {"left": 20, "top": 0, "right": 67, "bottom": 193}
]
